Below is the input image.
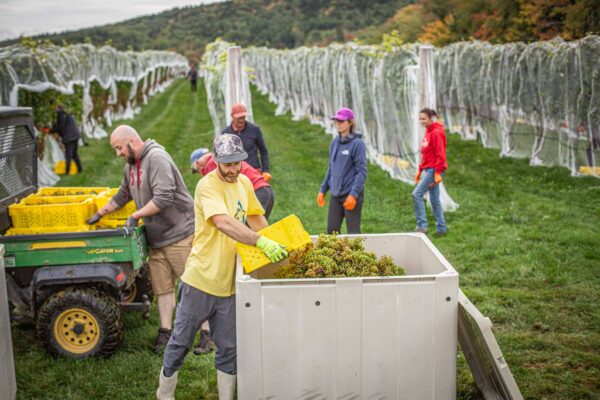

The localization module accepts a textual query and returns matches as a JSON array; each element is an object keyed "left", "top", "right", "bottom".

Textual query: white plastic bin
[
  {"left": 236, "top": 233, "right": 459, "bottom": 399},
  {"left": 0, "top": 244, "right": 17, "bottom": 400}
]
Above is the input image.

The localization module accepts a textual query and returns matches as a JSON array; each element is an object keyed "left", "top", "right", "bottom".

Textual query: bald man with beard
[{"left": 86, "top": 125, "right": 195, "bottom": 352}]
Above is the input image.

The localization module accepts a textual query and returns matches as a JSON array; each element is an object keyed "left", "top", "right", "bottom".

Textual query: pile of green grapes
[{"left": 275, "top": 234, "right": 405, "bottom": 279}]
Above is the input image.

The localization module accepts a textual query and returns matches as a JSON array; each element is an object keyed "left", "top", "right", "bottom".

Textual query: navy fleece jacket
[{"left": 320, "top": 132, "right": 367, "bottom": 197}]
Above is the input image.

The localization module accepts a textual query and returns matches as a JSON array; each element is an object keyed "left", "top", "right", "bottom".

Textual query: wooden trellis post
[
  {"left": 418, "top": 45, "right": 436, "bottom": 111},
  {"left": 225, "top": 46, "right": 243, "bottom": 127}
]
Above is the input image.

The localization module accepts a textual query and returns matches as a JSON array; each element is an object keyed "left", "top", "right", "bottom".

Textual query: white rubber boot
[
  {"left": 217, "top": 370, "right": 236, "bottom": 400},
  {"left": 156, "top": 367, "right": 178, "bottom": 400}
]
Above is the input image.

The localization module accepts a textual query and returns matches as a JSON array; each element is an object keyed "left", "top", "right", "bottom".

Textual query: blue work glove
[
  {"left": 86, "top": 213, "right": 102, "bottom": 225},
  {"left": 125, "top": 216, "right": 139, "bottom": 228},
  {"left": 256, "top": 236, "right": 288, "bottom": 263}
]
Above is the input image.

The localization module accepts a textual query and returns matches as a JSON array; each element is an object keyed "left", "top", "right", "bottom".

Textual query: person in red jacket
[{"left": 413, "top": 108, "right": 448, "bottom": 236}]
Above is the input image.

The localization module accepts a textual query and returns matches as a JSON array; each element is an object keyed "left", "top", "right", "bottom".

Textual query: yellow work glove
[
  {"left": 415, "top": 170, "right": 422, "bottom": 183},
  {"left": 256, "top": 236, "right": 288, "bottom": 263},
  {"left": 261, "top": 172, "right": 272, "bottom": 182},
  {"left": 317, "top": 192, "right": 326, "bottom": 207},
  {"left": 343, "top": 195, "right": 357, "bottom": 211}
]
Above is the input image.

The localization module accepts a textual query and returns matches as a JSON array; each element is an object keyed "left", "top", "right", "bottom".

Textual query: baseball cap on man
[
  {"left": 231, "top": 103, "right": 248, "bottom": 118},
  {"left": 190, "top": 148, "right": 209, "bottom": 164},
  {"left": 190, "top": 148, "right": 209, "bottom": 173},
  {"left": 331, "top": 107, "right": 355, "bottom": 121},
  {"left": 214, "top": 134, "right": 248, "bottom": 163}
]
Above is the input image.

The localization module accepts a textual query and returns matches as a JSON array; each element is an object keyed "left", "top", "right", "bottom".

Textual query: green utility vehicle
[{"left": 0, "top": 106, "right": 152, "bottom": 359}]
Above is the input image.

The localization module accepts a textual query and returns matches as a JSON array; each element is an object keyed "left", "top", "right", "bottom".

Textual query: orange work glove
[
  {"left": 429, "top": 172, "right": 443, "bottom": 187},
  {"left": 261, "top": 172, "right": 272, "bottom": 182},
  {"left": 317, "top": 192, "right": 326, "bottom": 207},
  {"left": 415, "top": 170, "right": 422, "bottom": 183},
  {"left": 343, "top": 195, "right": 357, "bottom": 211}
]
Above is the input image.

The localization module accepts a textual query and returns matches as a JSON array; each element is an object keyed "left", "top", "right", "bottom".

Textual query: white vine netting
[
  {"left": 244, "top": 44, "right": 425, "bottom": 185},
  {"left": 0, "top": 43, "right": 188, "bottom": 185},
  {"left": 436, "top": 36, "right": 600, "bottom": 176},
  {"left": 1, "top": 43, "right": 188, "bottom": 136},
  {"left": 203, "top": 36, "right": 600, "bottom": 184}
]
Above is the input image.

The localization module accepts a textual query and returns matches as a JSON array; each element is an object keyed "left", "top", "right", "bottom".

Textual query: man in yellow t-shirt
[{"left": 157, "top": 134, "right": 288, "bottom": 400}]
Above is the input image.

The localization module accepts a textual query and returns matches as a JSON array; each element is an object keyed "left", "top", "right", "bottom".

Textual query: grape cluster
[{"left": 275, "top": 234, "right": 405, "bottom": 279}]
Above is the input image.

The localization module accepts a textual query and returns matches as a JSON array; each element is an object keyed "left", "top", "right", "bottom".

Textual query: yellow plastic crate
[
  {"left": 95, "top": 218, "right": 144, "bottom": 230},
  {"left": 5, "top": 225, "right": 93, "bottom": 236},
  {"left": 236, "top": 214, "right": 311, "bottom": 273},
  {"left": 95, "top": 189, "right": 137, "bottom": 219},
  {"left": 377, "top": 154, "right": 410, "bottom": 170},
  {"left": 54, "top": 160, "right": 79, "bottom": 175},
  {"left": 9, "top": 197, "right": 95, "bottom": 229},
  {"left": 579, "top": 166, "right": 600, "bottom": 175},
  {"left": 37, "top": 187, "right": 109, "bottom": 196},
  {"left": 23, "top": 195, "right": 94, "bottom": 205}
]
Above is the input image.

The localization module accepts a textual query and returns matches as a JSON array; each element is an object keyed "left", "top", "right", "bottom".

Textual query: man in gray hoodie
[{"left": 86, "top": 125, "right": 195, "bottom": 352}]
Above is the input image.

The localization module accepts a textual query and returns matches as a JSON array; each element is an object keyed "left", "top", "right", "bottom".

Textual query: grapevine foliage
[{"left": 275, "top": 234, "right": 405, "bottom": 279}]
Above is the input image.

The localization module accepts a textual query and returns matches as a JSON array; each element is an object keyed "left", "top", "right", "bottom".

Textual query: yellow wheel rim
[
  {"left": 122, "top": 284, "right": 137, "bottom": 304},
  {"left": 53, "top": 308, "right": 101, "bottom": 354}
]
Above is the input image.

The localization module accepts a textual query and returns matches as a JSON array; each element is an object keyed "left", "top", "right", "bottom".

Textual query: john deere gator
[{"left": 0, "top": 106, "right": 152, "bottom": 359}]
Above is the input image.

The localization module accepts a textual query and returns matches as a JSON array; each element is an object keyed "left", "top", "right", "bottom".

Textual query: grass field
[{"left": 11, "top": 78, "right": 600, "bottom": 399}]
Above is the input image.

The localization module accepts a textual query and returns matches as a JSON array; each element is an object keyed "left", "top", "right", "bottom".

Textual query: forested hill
[
  {"left": 2, "top": 0, "right": 598, "bottom": 61},
  {"left": 0, "top": 0, "right": 409, "bottom": 60}
]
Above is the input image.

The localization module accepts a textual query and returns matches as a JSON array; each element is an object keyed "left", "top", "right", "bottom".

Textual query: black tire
[
  {"left": 122, "top": 264, "right": 154, "bottom": 304},
  {"left": 36, "top": 287, "right": 124, "bottom": 359}
]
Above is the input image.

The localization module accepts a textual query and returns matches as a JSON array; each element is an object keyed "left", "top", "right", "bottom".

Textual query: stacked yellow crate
[
  {"left": 94, "top": 188, "right": 141, "bottom": 229},
  {"left": 7, "top": 194, "right": 97, "bottom": 235},
  {"left": 36, "top": 187, "right": 109, "bottom": 196},
  {"left": 5, "top": 187, "right": 141, "bottom": 235}
]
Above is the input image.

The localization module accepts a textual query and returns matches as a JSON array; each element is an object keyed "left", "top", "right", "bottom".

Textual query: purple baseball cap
[{"left": 331, "top": 107, "right": 355, "bottom": 121}]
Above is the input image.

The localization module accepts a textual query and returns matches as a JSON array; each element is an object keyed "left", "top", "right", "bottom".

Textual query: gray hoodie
[{"left": 111, "top": 140, "right": 194, "bottom": 248}]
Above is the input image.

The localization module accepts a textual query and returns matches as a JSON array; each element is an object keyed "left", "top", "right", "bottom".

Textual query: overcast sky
[{"left": 0, "top": 0, "right": 224, "bottom": 41}]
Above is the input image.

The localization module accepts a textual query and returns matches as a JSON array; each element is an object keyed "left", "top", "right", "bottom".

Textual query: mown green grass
[{"left": 12, "top": 79, "right": 600, "bottom": 399}]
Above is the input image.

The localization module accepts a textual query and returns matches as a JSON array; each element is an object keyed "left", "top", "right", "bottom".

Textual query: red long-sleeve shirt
[
  {"left": 419, "top": 121, "right": 447, "bottom": 173},
  {"left": 201, "top": 154, "right": 270, "bottom": 191}
]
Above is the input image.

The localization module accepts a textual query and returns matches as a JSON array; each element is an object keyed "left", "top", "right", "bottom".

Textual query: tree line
[
  {"left": 357, "top": 0, "right": 599, "bottom": 46},
  {"left": 1, "top": 0, "right": 597, "bottom": 60},
  {"left": 0, "top": 0, "right": 407, "bottom": 62}
]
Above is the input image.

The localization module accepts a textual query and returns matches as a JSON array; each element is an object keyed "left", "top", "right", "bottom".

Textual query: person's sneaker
[
  {"left": 153, "top": 328, "right": 172, "bottom": 353},
  {"left": 434, "top": 231, "right": 448, "bottom": 237},
  {"left": 414, "top": 227, "right": 428, "bottom": 234},
  {"left": 193, "top": 329, "right": 216, "bottom": 355}
]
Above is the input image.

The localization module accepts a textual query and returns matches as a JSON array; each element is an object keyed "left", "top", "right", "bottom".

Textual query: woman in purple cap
[{"left": 317, "top": 107, "right": 368, "bottom": 234}]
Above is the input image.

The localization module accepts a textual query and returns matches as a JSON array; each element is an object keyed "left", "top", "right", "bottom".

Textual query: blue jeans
[{"left": 412, "top": 168, "right": 447, "bottom": 233}]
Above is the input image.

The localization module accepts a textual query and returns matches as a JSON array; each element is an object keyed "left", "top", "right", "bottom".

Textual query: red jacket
[
  {"left": 201, "top": 154, "right": 270, "bottom": 191},
  {"left": 419, "top": 121, "right": 447, "bottom": 173}
]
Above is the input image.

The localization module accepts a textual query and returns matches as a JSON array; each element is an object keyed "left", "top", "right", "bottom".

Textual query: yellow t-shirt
[{"left": 181, "top": 170, "right": 264, "bottom": 297}]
